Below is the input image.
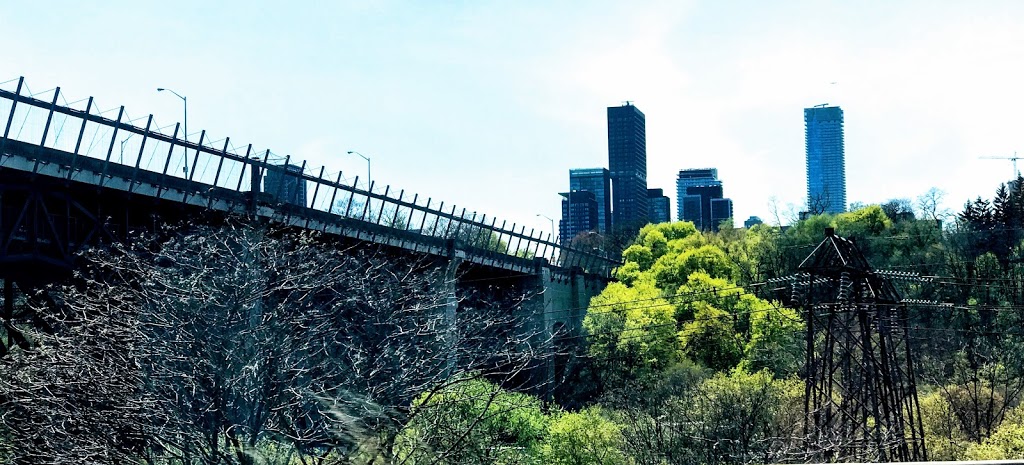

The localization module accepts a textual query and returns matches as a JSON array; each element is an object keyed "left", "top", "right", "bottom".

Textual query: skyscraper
[
  {"left": 805, "top": 105, "right": 846, "bottom": 214},
  {"left": 559, "top": 190, "right": 598, "bottom": 244},
  {"left": 647, "top": 188, "right": 671, "bottom": 224},
  {"left": 710, "top": 198, "right": 734, "bottom": 229},
  {"left": 675, "top": 168, "right": 720, "bottom": 221},
  {"left": 676, "top": 168, "right": 732, "bottom": 231},
  {"left": 569, "top": 168, "right": 612, "bottom": 233},
  {"left": 264, "top": 163, "right": 308, "bottom": 207},
  {"left": 608, "top": 102, "right": 648, "bottom": 231}
]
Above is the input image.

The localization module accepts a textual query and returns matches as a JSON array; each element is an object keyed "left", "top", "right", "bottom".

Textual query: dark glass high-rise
[{"left": 607, "top": 102, "right": 649, "bottom": 232}]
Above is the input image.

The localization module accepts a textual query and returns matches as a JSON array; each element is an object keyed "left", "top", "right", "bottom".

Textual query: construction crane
[{"left": 980, "top": 152, "right": 1022, "bottom": 179}]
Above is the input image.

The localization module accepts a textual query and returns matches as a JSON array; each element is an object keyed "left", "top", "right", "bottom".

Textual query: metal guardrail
[{"left": 0, "top": 76, "right": 619, "bottom": 276}]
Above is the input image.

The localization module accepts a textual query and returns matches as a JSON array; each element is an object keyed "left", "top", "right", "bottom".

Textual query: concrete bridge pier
[
  {"left": 1, "top": 278, "right": 12, "bottom": 357},
  {"left": 521, "top": 260, "right": 606, "bottom": 397},
  {"left": 439, "top": 250, "right": 463, "bottom": 379}
]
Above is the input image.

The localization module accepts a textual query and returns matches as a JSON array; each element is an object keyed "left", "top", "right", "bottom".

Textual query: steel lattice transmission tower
[{"left": 791, "top": 228, "right": 926, "bottom": 462}]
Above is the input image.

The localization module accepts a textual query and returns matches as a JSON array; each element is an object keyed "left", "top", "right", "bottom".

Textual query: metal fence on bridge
[{"left": 0, "top": 76, "right": 619, "bottom": 275}]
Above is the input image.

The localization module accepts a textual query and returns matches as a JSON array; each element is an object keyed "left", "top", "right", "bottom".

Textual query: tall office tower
[
  {"left": 710, "top": 198, "right": 734, "bottom": 229},
  {"left": 264, "top": 163, "right": 308, "bottom": 207},
  {"left": 569, "top": 168, "right": 612, "bottom": 233},
  {"left": 559, "top": 190, "right": 598, "bottom": 244},
  {"left": 676, "top": 168, "right": 721, "bottom": 225},
  {"left": 608, "top": 102, "right": 649, "bottom": 231},
  {"left": 647, "top": 188, "right": 671, "bottom": 224},
  {"left": 680, "top": 184, "right": 725, "bottom": 231},
  {"left": 805, "top": 105, "right": 846, "bottom": 214}
]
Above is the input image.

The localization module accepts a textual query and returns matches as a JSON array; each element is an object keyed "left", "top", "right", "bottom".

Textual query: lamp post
[
  {"left": 346, "top": 150, "right": 371, "bottom": 188},
  {"left": 119, "top": 134, "right": 134, "bottom": 164},
  {"left": 347, "top": 150, "right": 373, "bottom": 217},
  {"left": 157, "top": 87, "right": 187, "bottom": 174},
  {"left": 536, "top": 213, "right": 555, "bottom": 241}
]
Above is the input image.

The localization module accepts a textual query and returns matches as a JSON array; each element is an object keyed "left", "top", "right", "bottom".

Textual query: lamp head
[
  {"left": 347, "top": 151, "right": 354, "bottom": 154},
  {"left": 157, "top": 88, "right": 165, "bottom": 91}
]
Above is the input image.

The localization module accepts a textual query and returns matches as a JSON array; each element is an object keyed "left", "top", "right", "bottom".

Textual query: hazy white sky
[{"left": 4, "top": 1, "right": 1024, "bottom": 232}]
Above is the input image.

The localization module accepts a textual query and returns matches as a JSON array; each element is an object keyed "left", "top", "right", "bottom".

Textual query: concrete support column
[
  {"left": 521, "top": 262, "right": 607, "bottom": 398},
  {"left": 2, "top": 278, "right": 13, "bottom": 358},
  {"left": 438, "top": 248, "right": 464, "bottom": 378}
]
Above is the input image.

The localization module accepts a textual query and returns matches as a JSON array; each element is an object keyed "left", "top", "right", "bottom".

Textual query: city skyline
[{"left": 5, "top": 2, "right": 1024, "bottom": 232}]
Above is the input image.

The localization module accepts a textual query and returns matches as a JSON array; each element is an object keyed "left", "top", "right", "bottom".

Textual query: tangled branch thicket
[{"left": 0, "top": 220, "right": 545, "bottom": 464}]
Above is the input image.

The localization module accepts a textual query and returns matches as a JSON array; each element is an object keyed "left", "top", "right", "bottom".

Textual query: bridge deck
[{"left": 0, "top": 77, "right": 618, "bottom": 278}]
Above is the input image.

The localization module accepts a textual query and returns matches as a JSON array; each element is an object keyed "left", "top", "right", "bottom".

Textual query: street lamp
[
  {"left": 536, "top": 213, "right": 555, "bottom": 240},
  {"left": 119, "top": 134, "right": 134, "bottom": 164},
  {"left": 347, "top": 150, "right": 373, "bottom": 217},
  {"left": 157, "top": 87, "right": 187, "bottom": 174},
  {"left": 346, "top": 151, "right": 371, "bottom": 188}
]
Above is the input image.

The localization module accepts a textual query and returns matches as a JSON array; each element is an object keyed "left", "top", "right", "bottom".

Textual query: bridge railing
[{"left": 0, "top": 77, "right": 620, "bottom": 276}]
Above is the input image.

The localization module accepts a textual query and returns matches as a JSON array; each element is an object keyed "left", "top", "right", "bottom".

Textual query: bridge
[{"left": 0, "top": 76, "right": 617, "bottom": 381}]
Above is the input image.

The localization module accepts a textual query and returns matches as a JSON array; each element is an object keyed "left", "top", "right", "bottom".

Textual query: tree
[
  {"left": 541, "top": 407, "right": 627, "bottom": 465},
  {"left": 879, "top": 198, "right": 913, "bottom": 222},
  {"left": 583, "top": 281, "right": 680, "bottom": 389},
  {"left": 919, "top": 390, "right": 970, "bottom": 460},
  {"left": 916, "top": 187, "right": 952, "bottom": 223},
  {"left": 616, "top": 368, "right": 803, "bottom": 465},
  {"left": 964, "top": 403, "right": 1024, "bottom": 460},
  {"left": 0, "top": 220, "right": 545, "bottom": 464},
  {"left": 396, "top": 377, "right": 549, "bottom": 465}
]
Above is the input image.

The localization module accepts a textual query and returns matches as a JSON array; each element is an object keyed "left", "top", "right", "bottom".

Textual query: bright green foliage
[
  {"left": 673, "top": 272, "right": 803, "bottom": 375},
  {"left": 587, "top": 221, "right": 800, "bottom": 381},
  {"left": 652, "top": 244, "right": 736, "bottom": 291},
  {"left": 781, "top": 212, "right": 835, "bottom": 245},
  {"left": 584, "top": 281, "right": 680, "bottom": 384},
  {"left": 641, "top": 228, "right": 669, "bottom": 259},
  {"left": 612, "top": 261, "right": 642, "bottom": 286},
  {"left": 742, "top": 300, "right": 803, "bottom": 376},
  {"left": 679, "top": 302, "right": 743, "bottom": 371},
  {"left": 621, "top": 244, "right": 654, "bottom": 271},
  {"left": 397, "top": 378, "right": 549, "bottom": 464},
  {"left": 541, "top": 407, "right": 628, "bottom": 465},
  {"left": 399, "top": 381, "right": 634, "bottom": 465},
  {"left": 965, "top": 404, "right": 1024, "bottom": 460},
  {"left": 835, "top": 204, "right": 893, "bottom": 237},
  {"left": 637, "top": 221, "right": 700, "bottom": 243},
  {"left": 706, "top": 223, "right": 783, "bottom": 285},
  {"left": 919, "top": 390, "right": 970, "bottom": 460},
  {"left": 673, "top": 272, "right": 746, "bottom": 322}
]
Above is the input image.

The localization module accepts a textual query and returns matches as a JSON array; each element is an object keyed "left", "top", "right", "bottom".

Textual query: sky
[{"left": 3, "top": 1, "right": 1024, "bottom": 235}]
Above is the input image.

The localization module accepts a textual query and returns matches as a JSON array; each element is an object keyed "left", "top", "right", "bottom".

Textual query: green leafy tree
[
  {"left": 679, "top": 301, "right": 743, "bottom": 371},
  {"left": 919, "top": 390, "right": 970, "bottom": 460},
  {"left": 741, "top": 300, "right": 803, "bottom": 376},
  {"left": 583, "top": 280, "right": 680, "bottom": 387},
  {"left": 965, "top": 403, "right": 1024, "bottom": 460},
  {"left": 541, "top": 407, "right": 627, "bottom": 465},
  {"left": 618, "top": 368, "right": 803, "bottom": 465},
  {"left": 397, "top": 377, "right": 549, "bottom": 465}
]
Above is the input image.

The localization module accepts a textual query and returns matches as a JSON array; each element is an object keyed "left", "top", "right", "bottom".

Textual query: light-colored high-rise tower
[{"left": 805, "top": 105, "right": 846, "bottom": 214}]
